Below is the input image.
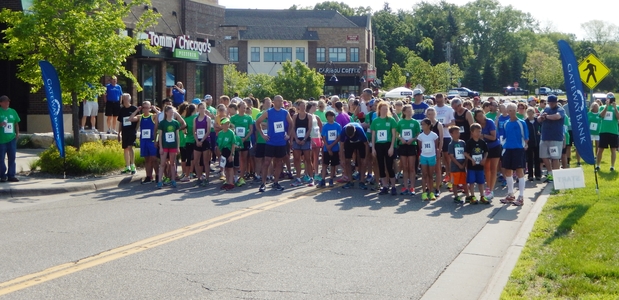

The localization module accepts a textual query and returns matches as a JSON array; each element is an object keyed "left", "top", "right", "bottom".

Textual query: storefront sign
[
  {"left": 347, "top": 35, "right": 359, "bottom": 43},
  {"left": 318, "top": 67, "right": 361, "bottom": 74},
  {"left": 147, "top": 32, "right": 211, "bottom": 55},
  {"left": 173, "top": 49, "right": 200, "bottom": 60}
]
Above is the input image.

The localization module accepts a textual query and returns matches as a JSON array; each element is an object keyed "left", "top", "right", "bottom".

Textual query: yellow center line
[{"left": 0, "top": 186, "right": 335, "bottom": 296}]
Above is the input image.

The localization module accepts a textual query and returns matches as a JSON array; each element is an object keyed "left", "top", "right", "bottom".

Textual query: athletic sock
[
  {"left": 506, "top": 176, "right": 514, "bottom": 195},
  {"left": 518, "top": 177, "right": 525, "bottom": 197}
]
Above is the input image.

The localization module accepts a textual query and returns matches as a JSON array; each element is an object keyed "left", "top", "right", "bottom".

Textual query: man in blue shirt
[
  {"left": 341, "top": 122, "right": 368, "bottom": 189},
  {"left": 411, "top": 89, "right": 429, "bottom": 121},
  {"left": 538, "top": 95, "right": 565, "bottom": 182},
  {"left": 104, "top": 76, "right": 123, "bottom": 134},
  {"left": 171, "top": 81, "right": 186, "bottom": 107},
  {"left": 501, "top": 103, "right": 529, "bottom": 206}
]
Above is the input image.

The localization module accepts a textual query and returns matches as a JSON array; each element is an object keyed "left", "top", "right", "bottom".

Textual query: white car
[{"left": 447, "top": 90, "right": 460, "bottom": 99}]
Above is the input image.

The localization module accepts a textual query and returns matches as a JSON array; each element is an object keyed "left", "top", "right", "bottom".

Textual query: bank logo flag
[
  {"left": 38, "top": 60, "right": 65, "bottom": 158},
  {"left": 558, "top": 40, "right": 595, "bottom": 165}
]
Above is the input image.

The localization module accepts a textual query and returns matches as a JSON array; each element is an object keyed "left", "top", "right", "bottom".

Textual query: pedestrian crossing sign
[{"left": 579, "top": 54, "right": 610, "bottom": 89}]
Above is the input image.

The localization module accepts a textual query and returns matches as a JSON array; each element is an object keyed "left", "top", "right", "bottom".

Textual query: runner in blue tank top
[{"left": 128, "top": 101, "right": 158, "bottom": 184}]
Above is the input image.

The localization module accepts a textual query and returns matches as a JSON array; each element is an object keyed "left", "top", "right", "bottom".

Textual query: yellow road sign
[{"left": 579, "top": 54, "right": 610, "bottom": 89}]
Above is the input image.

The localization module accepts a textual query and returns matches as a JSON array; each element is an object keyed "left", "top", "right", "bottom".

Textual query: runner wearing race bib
[
  {"left": 129, "top": 101, "right": 157, "bottom": 184},
  {"left": 397, "top": 105, "right": 420, "bottom": 195},
  {"left": 290, "top": 100, "right": 314, "bottom": 187},
  {"left": 157, "top": 106, "right": 181, "bottom": 189},
  {"left": 193, "top": 102, "right": 212, "bottom": 187},
  {"left": 417, "top": 118, "right": 439, "bottom": 201},
  {"left": 216, "top": 118, "right": 237, "bottom": 190},
  {"left": 370, "top": 101, "right": 398, "bottom": 196},
  {"left": 447, "top": 126, "right": 468, "bottom": 203},
  {"left": 230, "top": 101, "right": 254, "bottom": 187},
  {"left": 464, "top": 123, "right": 489, "bottom": 205}
]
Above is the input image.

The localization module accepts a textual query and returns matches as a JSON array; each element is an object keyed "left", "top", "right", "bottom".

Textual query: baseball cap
[
  {"left": 362, "top": 88, "right": 373, "bottom": 94},
  {"left": 547, "top": 95, "right": 558, "bottom": 102},
  {"left": 192, "top": 98, "right": 201, "bottom": 105},
  {"left": 528, "top": 96, "right": 536, "bottom": 102},
  {"left": 203, "top": 94, "right": 212, "bottom": 100},
  {"left": 413, "top": 89, "right": 423, "bottom": 96},
  {"left": 220, "top": 118, "right": 230, "bottom": 124},
  {"left": 608, "top": 92, "right": 615, "bottom": 99}
]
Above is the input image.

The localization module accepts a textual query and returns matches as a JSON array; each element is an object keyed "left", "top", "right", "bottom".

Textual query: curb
[{"left": 0, "top": 176, "right": 143, "bottom": 198}]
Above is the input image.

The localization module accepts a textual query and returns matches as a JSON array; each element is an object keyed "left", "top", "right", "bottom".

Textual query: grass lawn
[{"left": 502, "top": 152, "right": 619, "bottom": 299}]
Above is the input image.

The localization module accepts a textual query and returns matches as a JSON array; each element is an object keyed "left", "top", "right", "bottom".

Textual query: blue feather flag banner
[
  {"left": 38, "top": 60, "right": 65, "bottom": 158},
  {"left": 557, "top": 40, "right": 595, "bottom": 165}
]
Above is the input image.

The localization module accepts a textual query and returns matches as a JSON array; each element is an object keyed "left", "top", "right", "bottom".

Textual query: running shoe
[
  {"left": 484, "top": 188, "right": 491, "bottom": 198},
  {"left": 342, "top": 182, "right": 354, "bottom": 189},
  {"left": 195, "top": 179, "right": 202, "bottom": 186},
  {"left": 434, "top": 189, "right": 440, "bottom": 197},
  {"left": 595, "top": 166, "right": 600, "bottom": 171},
  {"left": 291, "top": 178, "right": 303, "bottom": 187},
  {"left": 544, "top": 175, "right": 554, "bottom": 183},
  {"left": 259, "top": 184, "right": 266, "bottom": 192},
  {"left": 302, "top": 174, "right": 312, "bottom": 183},
  {"left": 611, "top": 167, "right": 616, "bottom": 172},
  {"left": 200, "top": 180, "right": 209, "bottom": 187},
  {"left": 180, "top": 176, "right": 190, "bottom": 182},
  {"left": 219, "top": 175, "right": 226, "bottom": 181},
  {"left": 391, "top": 186, "right": 397, "bottom": 195},
  {"left": 329, "top": 179, "right": 334, "bottom": 187},
  {"left": 307, "top": 179, "right": 315, "bottom": 187},
  {"left": 121, "top": 167, "right": 130, "bottom": 174},
  {"left": 528, "top": 177, "right": 534, "bottom": 182},
  {"left": 366, "top": 174, "right": 373, "bottom": 183},
  {"left": 453, "top": 196, "right": 463, "bottom": 204},
  {"left": 359, "top": 182, "right": 368, "bottom": 190},
  {"left": 400, "top": 187, "right": 410, "bottom": 195},
  {"left": 224, "top": 183, "right": 234, "bottom": 190},
  {"left": 470, "top": 196, "right": 478, "bottom": 204},
  {"left": 236, "top": 178, "right": 246, "bottom": 187},
  {"left": 352, "top": 171, "right": 360, "bottom": 180},
  {"left": 488, "top": 191, "right": 494, "bottom": 200},
  {"left": 429, "top": 192, "right": 437, "bottom": 201},
  {"left": 379, "top": 187, "right": 389, "bottom": 195},
  {"left": 512, "top": 196, "right": 524, "bottom": 206},
  {"left": 500, "top": 194, "right": 516, "bottom": 204},
  {"left": 163, "top": 177, "right": 171, "bottom": 185},
  {"left": 409, "top": 188, "right": 416, "bottom": 196},
  {"left": 479, "top": 196, "right": 490, "bottom": 204},
  {"left": 156, "top": 182, "right": 163, "bottom": 189},
  {"left": 287, "top": 172, "right": 294, "bottom": 180},
  {"left": 253, "top": 177, "right": 262, "bottom": 184},
  {"left": 314, "top": 174, "right": 322, "bottom": 182},
  {"left": 273, "top": 182, "right": 285, "bottom": 191},
  {"left": 421, "top": 192, "right": 429, "bottom": 201},
  {"left": 336, "top": 176, "right": 349, "bottom": 183},
  {"left": 447, "top": 182, "right": 453, "bottom": 192},
  {"left": 142, "top": 177, "right": 152, "bottom": 184},
  {"left": 465, "top": 196, "right": 472, "bottom": 204},
  {"left": 318, "top": 179, "right": 326, "bottom": 188},
  {"left": 443, "top": 174, "right": 450, "bottom": 183}
]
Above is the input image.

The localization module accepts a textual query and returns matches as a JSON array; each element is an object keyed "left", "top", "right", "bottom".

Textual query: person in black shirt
[
  {"left": 464, "top": 123, "right": 489, "bottom": 204},
  {"left": 117, "top": 93, "right": 138, "bottom": 174}
]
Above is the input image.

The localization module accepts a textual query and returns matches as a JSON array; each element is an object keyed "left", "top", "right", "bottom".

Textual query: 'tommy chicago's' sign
[{"left": 147, "top": 32, "right": 211, "bottom": 54}]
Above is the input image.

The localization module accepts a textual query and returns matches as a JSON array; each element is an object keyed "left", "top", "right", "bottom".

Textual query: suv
[
  {"left": 450, "top": 87, "right": 479, "bottom": 98},
  {"left": 504, "top": 86, "right": 529, "bottom": 96},
  {"left": 539, "top": 87, "right": 552, "bottom": 95}
]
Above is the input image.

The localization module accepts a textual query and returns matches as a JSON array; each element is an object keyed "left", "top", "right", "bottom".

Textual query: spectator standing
[{"left": 0, "top": 95, "right": 20, "bottom": 182}]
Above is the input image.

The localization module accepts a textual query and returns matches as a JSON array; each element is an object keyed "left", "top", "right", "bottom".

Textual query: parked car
[
  {"left": 552, "top": 89, "right": 565, "bottom": 95},
  {"left": 539, "top": 87, "right": 552, "bottom": 95},
  {"left": 446, "top": 90, "right": 460, "bottom": 99},
  {"left": 450, "top": 87, "right": 479, "bottom": 98},
  {"left": 503, "top": 86, "right": 529, "bottom": 96}
]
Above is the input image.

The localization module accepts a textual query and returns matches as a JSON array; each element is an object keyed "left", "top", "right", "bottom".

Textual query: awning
[{"left": 207, "top": 48, "right": 228, "bottom": 65}]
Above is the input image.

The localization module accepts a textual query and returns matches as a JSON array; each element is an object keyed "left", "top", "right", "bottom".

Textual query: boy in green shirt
[
  {"left": 157, "top": 106, "right": 181, "bottom": 189},
  {"left": 217, "top": 118, "right": 237, "bottom": 190},
  {"left": 229, "top": 102, "right": 253, "bottom": 186}
]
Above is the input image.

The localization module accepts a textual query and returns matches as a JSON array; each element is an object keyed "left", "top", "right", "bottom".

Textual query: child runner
[
  {"left": 129, "top": 101, "right": 157, "bottom": 184},
  {"left": 319, "top": 111, "right": 342, "bottom": 187},
  {"left": 217, "top": 118, "right": 237, "bottom": 190},
  {"left": 193, "top": 103, "right": 212, "bottom": 186},
  {"left": 157, "top": 106, "right": 181, "bottom": 189},
  {"left": 464, "top": 123, "right": 489, "bottom": 204},
  {"left": 447, "top": 126, "right": 468, "bottom": 203},
  {"left": 371, "top": 101, "right": 398, "bottom": 195},
  {"left": 230, "top": 101, "right": 253, "bottom": 187},
  {"left": 180, "top": 104, "right": 197, "bottom": 182},
  {"left": 397, "top": 104, "right": 420, "bottom": 195},
  {"left": 417, "top": 118, "right": 440, "bottom": 200},
  {"left": 307, "top": 101, "right": 323, "bottom": 184},
  {"left": 291, "top": 100, "right": 314, "bottom": 187}
]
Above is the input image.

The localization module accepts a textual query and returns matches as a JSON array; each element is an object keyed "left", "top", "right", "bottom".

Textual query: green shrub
[
  {"left": 35, "top": 140, "right": 145, "bottom": 175},
  {"left": 17, "top": 135, "right": 33, "bottom": 149}
]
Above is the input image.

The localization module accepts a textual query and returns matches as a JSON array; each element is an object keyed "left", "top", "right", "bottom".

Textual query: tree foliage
[
  {"left": 521, "top": 51, "right": 563, "bottom": 89},
  {"left": 223, "top": 64, "right": 249, "bottom": 97},
  {"left": 0, "top": 0, "right": 158, "bottom": 148},
  {"left": 243, "top": 73, "right": 276, "bottom": 101},
  {"left": 273, "top": 60, "right": 324, "bottom": 100},
  {"left": 382, "top": 63, "right": 406, "bottom": 90}
]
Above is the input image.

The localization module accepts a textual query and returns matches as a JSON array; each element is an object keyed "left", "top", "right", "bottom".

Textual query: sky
[{"left": 220, "top": 0, "right": 619, "bottom": 40}]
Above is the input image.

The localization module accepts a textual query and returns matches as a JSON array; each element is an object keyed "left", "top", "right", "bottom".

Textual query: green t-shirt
[
  {"left": 599, "top": 106, "right": 619, "bottom": 134},
  {"left": 516, "top": 113, "right": 525, "bottom": 120},
  {"left": 217, "top": 129, "right": 236, "bottom": 150},
  {"left": 251, "top": 107, "right": 260, "bottom": 120},
  {"left": 364, "top": 111, "right": 377, "bottom": 141},
  {"left": 230, "top": 113, "right": 253, "bottom": 140},
  {"left": 370, "top": 116, "right": 397, "bottom": 144},
  {"left": 485, "top": 112, "right": 498, "bottom": 122},
  {"left": 315, "top": 110, "right": 327, "bottom": 123},
  {"left": 397, "top": 118, "right": 421, "bottom": 146},
  {"left": 207, "top": 106, "right": 217, "bottom": 132},
  {"left": 0, "top": 108, "right": 20, "bottom": 144},
  {"left": 588, "top": 111, "right": 601, "bottom": 135},
  {"left": 256, "top": 111, "right": 267, "bottom": 144},
  {"left": 158, "top": 119, "right": 180, "bottom": 149},
  {"left": 184, "top": 115, "right": 197, "bottom": 144}
]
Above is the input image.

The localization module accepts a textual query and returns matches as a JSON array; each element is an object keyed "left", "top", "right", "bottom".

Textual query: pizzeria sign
[{"left": 147, "top": 32, "right": 211, "bottom": 55}]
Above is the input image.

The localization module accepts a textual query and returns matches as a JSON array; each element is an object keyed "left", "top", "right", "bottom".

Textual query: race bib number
[
  {"left": 274, "top": 121, "right": 284, "bottom": 133},
  {"left": 423, "top": 142, "right": 432, "bottom": 150},
  {"left": 327, "top": 130, "right": 337, "bottom": 141},
  {"left": 123, "top": 117, "right": 131, "bottom": 126},
  {"left": 377, "top": 130, "right": 387, "bottom": 142},
  {"left": 590, "top": 122, "right": 598, "bottom": 131},
  {"left": 296, "top": 128, "right": 306, "bottom": 138},
  {"left": 459, "top": 126, "right": 465, "bottom": 133},
  {"left": 402, "top": 129, "right": 412, "bottom": 141},
  {"left": 605, "top": 112, "right": 613, "bottom": 121},
  {"left": 455, "top": 147, "right": 465, "bottom": 160},
  {"left": 165, "top": 132, "right": 175, "bottom": 143},
  {"left": 141, "top": 129, "right": 151, "bottom": 139},
  {"left": 4, "top": 123, "right": 13, "bottom": 134},
  {"left": 437, "top": 117, "right": 445, "bottom": 124},
  {"left": 196, "top": 128, "right": 205, "bottom": 139},
  {"left": 236, "top": 127, "right": 246, "bottom": 138},
  {"left": 473, "top": 154, "right": 483, "bottom": 165},
  {"left": 210, "top": 118, "right": 215, "bottom": 130},
  {"left": 219, "top": 156, "right": 227, "bottom": 168},
  {"left": 549, "top": 146, "right": 559, "bottom": 156}
]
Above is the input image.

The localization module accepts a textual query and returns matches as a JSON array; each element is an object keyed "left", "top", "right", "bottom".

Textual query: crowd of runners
[{"left": 110, "top": 86, "right": 619, "bottom": 207}]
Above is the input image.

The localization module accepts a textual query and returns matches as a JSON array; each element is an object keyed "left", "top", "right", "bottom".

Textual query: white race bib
[
  {"left": 377, "top": 130, "right": 387, "bottom": 142},
  {"left": 473, "top": 154, "right": 483, "bottom": 164},
  {"left": 402, "top": 129, "right": 412, "bottom": 141},
  {"left": 236, "top": 127, "right": 246, "bottom": 138},
  {"left": 123, "top": 116, "right": 131, "bottom": 126},
  {"left": 455, "top": 147, "right": 465, "bottom": 160},
  {"left": 196, "top": 128, "right": 205, "bottom": 139},
  {"left": 4, "top": 123, "right": 13, "bottom": 134},
  {"left": 605, "top": 112, "right": 613, "bottom": 121},
  {"left": 141, "top": 129, "right": 151, "bottom": 139},
  {"left": 437, "top": 117, "right": 445, "bottom": 124},
  {"left": 423, "top": 142, "right": 432, "bottom": 150},
  {"left": 274, "top": 121, "right": 284, "bottom": 133},
  {"left": 165, "top": 132, "right": 175, "bottom": 143},
  {"left": 590, "top": 122, "right": 598, "bottom": 131},
  {"left": 219, "top": 156, "right": 227, "bottom": 168},
  {"left": 296, "top": 128, "right": 306, "bottom": 138},
  {"left": 262, "top": 129, "right": 268, "bottom": 136},
  {"left": 210, "top": 118, "right": 215, "bottom": 130},
  {"left": 549, "top": 146, "right": 559, "bottom": 156},
  {"left": 327, "top": 130, "right": 337, "bottom": 141},
  {"left": 459, "top": 126, "right": 465, "bottom": 133},
  {"left": 313, "top": 127, "right": 320, "bottom": 136}
]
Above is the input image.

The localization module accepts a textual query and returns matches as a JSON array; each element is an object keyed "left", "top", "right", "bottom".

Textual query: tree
[
  {"left": 497, "top": 59, "right": 512, "bottom": 87},
  {"left": 375, "top": 48, "right": 389, "bottom": 79},
  {"left": 243, "top": 74, "right": 276, "bottom": 101},
  {"left": 223, "top": 64, "right": 249, "bottom": 97},
  {"left": 482, "top": 62, "right": 498, "bottom": 92},
  {"left": 382, "top": 63, "right": 406, "bottom": 90},
  {"left": 428, "top": 62, "right": 464, "bottom": 94},
  {"left": 521, "top": 51, "right": 563, "bottom": 90},
  {"left": 273, "top": 60, "right": 324, "bottom": 100},
  {"left": 310, "top": 1, "right": 371, "bottom": 16},
  {"left": 581, "top": 20, "right": 617, "bottom": 46},
  {"left": 0, "top": 0, "right": 158, "bottom": 148},
  {"left": 463, "top": 58, "right": 482, "bottom": 91}
]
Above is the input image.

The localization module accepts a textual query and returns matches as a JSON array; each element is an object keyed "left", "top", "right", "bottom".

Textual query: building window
[
  {"left": 264, "top": 47, "right": 292, "bottom": 62},
  {"left": 317, "top": 47, "right": 326, "bottom": 62},
  {"left": 251, "top": 47, "right": 260, "bottom": 62},
  {"left": 350, "top": 48, "right": 359, "bottom": 62},
  {"left": 296, "top": 47, "right": 305, "bottom": 62},
  {"left": 229, "top": 47, "right": 239, "bottom": 62},
  {"left": 329, "top": 47, "right": 347, "bottom": 62}
]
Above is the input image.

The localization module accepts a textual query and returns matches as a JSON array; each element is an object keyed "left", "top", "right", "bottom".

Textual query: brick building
[
  {"left": 221, "top": 9, "right": 376, "bottom": 98},
  {"left": 0, "top": 0, "right": 227, "bottom": 133}
]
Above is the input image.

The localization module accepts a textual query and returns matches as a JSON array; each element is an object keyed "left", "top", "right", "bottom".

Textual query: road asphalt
[{"left": 0, "top": 150, "right": 551, "bottom": 299}]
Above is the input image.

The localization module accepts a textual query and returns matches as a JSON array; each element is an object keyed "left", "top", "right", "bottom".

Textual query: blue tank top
[
  {"left": 140, "top": 114, "right": 156, "bottom": 142},
  {"left": 267, "top": 108, "right": 288, "bottom": 146}
]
